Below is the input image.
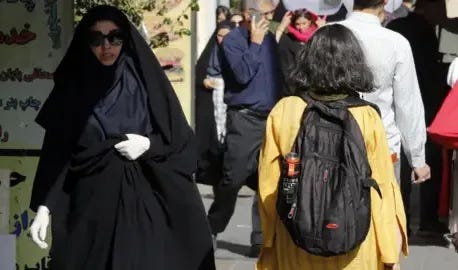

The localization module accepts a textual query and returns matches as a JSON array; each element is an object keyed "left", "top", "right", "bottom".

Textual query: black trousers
[
  {"left": 207, "top": 108, "right": 267, "bottom": 239},
  {"left": 401, "top": 140, "right": 442, "bottom": 229}
]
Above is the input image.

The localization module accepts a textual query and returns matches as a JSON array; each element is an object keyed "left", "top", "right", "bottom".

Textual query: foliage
[
  {"left": 148, "top": 0, "right": 198, "bottom": 48},
  {"left": 230, "top": 0, "right": 241, "bottom": 11},
  {"left": 74, "top": 0, "right": 148, "bottom": 25},
  {"left": 74, "top": 0, "right": 199, "bottom": 48}
]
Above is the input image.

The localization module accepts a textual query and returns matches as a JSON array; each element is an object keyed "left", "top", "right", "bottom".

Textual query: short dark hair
[
  {"left": 289, "top": 24, "right": 374, "bottom": 96},
  {"left": 354, "top": 0, "right": 385, "bottom": 10},
  {"left": 292, "top": 9, "right": 316, "bottom": 24},
  {"left": 216, "top": 20, "right": 235, "bottom": 31},
  {"left": 216, "top": 5, "right": 231, "bottom": 19}
]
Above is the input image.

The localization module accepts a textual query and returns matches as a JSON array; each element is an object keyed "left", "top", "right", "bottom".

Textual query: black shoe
[
  {"left": 443, "top": 233, "right": 458, "bottom": 252},
  {"left": 246, "top": 244, "right": 261, "bottom": 258}
]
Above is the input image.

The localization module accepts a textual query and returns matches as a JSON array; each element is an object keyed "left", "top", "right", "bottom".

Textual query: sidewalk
[{"left": 198, "top": 184, "right": 458, "bottom": 270}]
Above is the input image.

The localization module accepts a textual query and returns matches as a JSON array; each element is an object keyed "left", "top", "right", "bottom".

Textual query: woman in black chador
[{"left": 28, "top": 5, "right": 215, "bottom": 270}]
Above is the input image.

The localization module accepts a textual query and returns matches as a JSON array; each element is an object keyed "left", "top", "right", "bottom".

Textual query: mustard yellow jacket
[{"left": 257, "top": 97, "right": 408, "bottom": 270}]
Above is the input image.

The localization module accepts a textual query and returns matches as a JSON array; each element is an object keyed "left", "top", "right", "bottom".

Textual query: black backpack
[{"left": 276, "top": 93, "right": 382, "bottom": 257}]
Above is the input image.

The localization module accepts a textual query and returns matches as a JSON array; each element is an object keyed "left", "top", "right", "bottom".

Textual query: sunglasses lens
[
  {"left": 88, "top": 31, "right": 104, "bottom": 47},
  {"left": 88, "top": 30, "right": 124, "bottom": 47},
  {"left": 107, "top": 33, "right": 124, "bottom": 46}
]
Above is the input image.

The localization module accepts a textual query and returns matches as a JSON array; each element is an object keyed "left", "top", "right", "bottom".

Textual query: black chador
[{"left": 30, "top": 5, "right": 215, "bottom": 270}]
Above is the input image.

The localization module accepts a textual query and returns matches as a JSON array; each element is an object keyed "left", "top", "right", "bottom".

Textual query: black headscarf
[
  {"left": 36, "top": 5, "right": 190, "bottom": 146},
  {"left": 31, "top": 5, "right": 214, "bottom": 270},
  {"left": 194, "top": 28, "right": 220, "bottom": 186},
  {"left": 32, "top": 5, "right": 196, "bottom": 207}
]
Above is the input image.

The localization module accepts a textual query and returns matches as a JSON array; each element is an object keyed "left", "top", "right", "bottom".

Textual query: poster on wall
[
  {"left": 0, "top": 1, "right": 73, "bottom": 269},
  {"left": 0, "top": 169, "right": 10, "bottom": 234},
  {"left": 0, "top": 157, "right": 51, "bottom": 270},
  {"left": 143, "top": 0, "right": 193, "bottom": 122},
  {"left": 0, "top": 0, "right": 73, "bottom": 149}
]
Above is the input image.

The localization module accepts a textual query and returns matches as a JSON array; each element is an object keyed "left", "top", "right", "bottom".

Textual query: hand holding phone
[{"left": 250, "top": 12, "right": 269, "bottom": 45}]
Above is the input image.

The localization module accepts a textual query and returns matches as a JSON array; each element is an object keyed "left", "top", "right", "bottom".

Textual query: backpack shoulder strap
[
  {"left": 297, "top": 92, "right": 383, "bottom": 199},
  {"left": 341, "top": 95, "right": 381, "bottom": 116},
  {"left": 362, "top": 178, "right": 382, "bottom": 198},
  {"left": 342, "top": 95, "right": 383, "bottom": 199},
  {"left": 298, "top": 92, "right": 348, "bottom": 121}
]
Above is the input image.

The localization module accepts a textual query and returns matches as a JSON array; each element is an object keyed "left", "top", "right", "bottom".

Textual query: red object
[
  {"left": 427, "top": 83, "right": 458, "bottom": 149},
  {"left": 428, "top": 83, "right": 458, "bottom": 217},
  {"left": 287, "top": 24, "right": 318, "bottom": 43},
  {"left": 285, "top": 152, "right": 300, "bottom": 177},
  {"left": 391, "top": 153, "right": 399, "bottom": 163},
  {"left": 326, "top": 223, "right": 339, "bottom": 229},
  {"left": 438, "top": 149, "right": 450, "bottom": 217}
]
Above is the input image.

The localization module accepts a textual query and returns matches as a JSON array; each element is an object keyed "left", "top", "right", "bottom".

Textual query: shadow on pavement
[
  {"left": 217, "top": 240, "right": 251, "bottom": 256},
  {"left": 409, "top": 233, "right": 449, "bottom": 247}
]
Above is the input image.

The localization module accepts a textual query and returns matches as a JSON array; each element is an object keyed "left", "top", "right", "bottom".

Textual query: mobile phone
[{"left": 251, "top": 11, "right": 262, "bottom": 24}]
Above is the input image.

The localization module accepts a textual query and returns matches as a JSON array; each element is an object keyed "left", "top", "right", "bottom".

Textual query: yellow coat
[{"left": 257, "top": 97, "right": 408, "bottom": 270}]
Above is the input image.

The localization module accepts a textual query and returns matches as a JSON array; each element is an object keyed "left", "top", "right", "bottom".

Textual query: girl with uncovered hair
[{"left": 257, "top": 24, "right": 407, "bottom": 270}]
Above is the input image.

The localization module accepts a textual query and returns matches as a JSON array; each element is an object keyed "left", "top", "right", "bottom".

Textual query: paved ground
[{"left": 198, "top": 184, "right": 458, "bottom": 270}]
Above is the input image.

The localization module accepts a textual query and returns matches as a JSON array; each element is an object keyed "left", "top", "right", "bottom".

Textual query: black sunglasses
[{"left": 88, "top": 29, "right": 124, "bottom": 47}]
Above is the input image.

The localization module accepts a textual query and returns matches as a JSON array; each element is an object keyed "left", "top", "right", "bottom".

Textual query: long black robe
[
  {"left": 30, "top": 5, "right": 215, "bottom": 270},
  {"left": 194, "top": 31, "right": 224, "bottom": 186}
]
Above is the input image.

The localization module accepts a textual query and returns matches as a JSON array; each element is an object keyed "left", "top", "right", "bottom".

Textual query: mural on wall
[
  {"left": 0, "top": 0, "right": 36, "bottom": 12},
  {"left": 0, "top": 23, "right": 37, "bottom": 45},
  {"left": 0, "top": 1, "right": 72, "bottom": 269},
  {"left": 0, "top": 1, "right": 71, "bottom": 150},
  {"left": 0, "top": 157, "right": 51, "bottom": 270},
  {"left": 0, "top": 170, "right": 10, "bottom": 234},
  {"left": 144, "top": 0, "right": 193, "bottom": 121}
]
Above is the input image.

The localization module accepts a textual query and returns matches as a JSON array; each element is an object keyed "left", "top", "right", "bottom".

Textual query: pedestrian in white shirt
[{"left": 339, "top": 0, "right": 430, "bottom": 185}]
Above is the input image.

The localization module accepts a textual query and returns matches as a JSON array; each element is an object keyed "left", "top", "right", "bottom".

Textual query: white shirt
[
  {"left": 339, "top": 12, "right": 426, "bottom": 168},
  {"left": 447, "top": 57, "right": 458, "bottom": 87}
]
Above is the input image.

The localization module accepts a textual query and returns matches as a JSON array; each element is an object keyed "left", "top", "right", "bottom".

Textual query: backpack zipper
[
  {"left": 317, "top": 167, "right": 329, "bottom": 238},
  {"left": 287, "top": 202, "right": 297, "bottom": 219}
]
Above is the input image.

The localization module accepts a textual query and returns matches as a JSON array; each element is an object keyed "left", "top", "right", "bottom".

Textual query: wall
[
  {"left": 143, "top": 0, "right": 194, "bottom": 123},
  {"left": 0, "top": 0, "right": 73, "bottom": 269}
]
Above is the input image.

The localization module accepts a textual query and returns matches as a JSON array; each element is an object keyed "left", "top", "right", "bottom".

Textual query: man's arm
[
  {"left": 222, "top": 19, "right": 269, "bottom": 85},
  {"left": 393, "top": 39, "right": 427, "bottom": 169},
  {"left": 222, "top": 32, "right": 262, "bottom": 85}
]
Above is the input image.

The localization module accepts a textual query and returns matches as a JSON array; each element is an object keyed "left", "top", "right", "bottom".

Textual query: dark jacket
[
  {"left": 387, "top": 11, "right": 443, "bottom": 124},
  {"left": 278, "top": 32, "right": 306, "bottom": 95},
  {"left": 221, "top": 27, "right": 281, "bottom": 113}
]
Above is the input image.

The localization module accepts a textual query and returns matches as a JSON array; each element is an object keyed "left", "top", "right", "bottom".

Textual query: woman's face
[
  {"left": 216, "top": 28, "right": 231, "bottom": 45},
  {"left": 89, "top": 20, "right": 123, "bottom": 66},
  {"left": 231, "top": 14, "right": 243, "bottom": 26},
  {"left": 294, "top": 16, "right": 312, "bottom": 33},
  {"left": 217, "top": 12, "right": 227, "bottom": 23}
]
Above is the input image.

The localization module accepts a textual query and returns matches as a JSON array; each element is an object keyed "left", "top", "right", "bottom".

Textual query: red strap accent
[{"left": 438, "top": 149, "right": 450, "bottom": 218}]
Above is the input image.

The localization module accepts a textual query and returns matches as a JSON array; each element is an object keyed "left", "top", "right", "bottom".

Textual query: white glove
[
  {"left": 114, "top": 133, "right": 150, "bottom": 160},
  {"left": 30, "top": 205, "right": 50, "bottom": 249}
]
